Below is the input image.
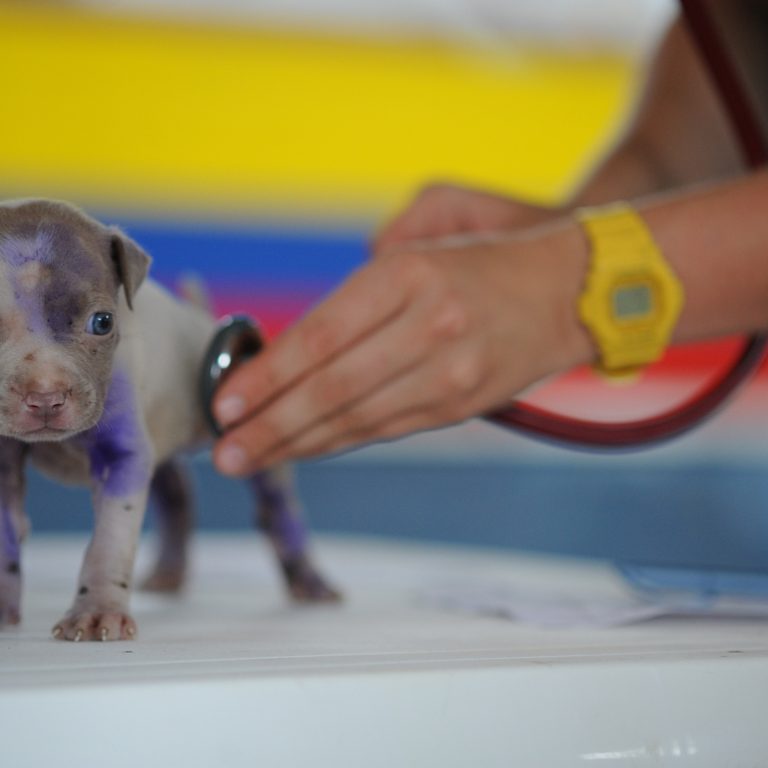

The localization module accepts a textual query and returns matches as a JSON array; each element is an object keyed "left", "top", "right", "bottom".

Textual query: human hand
[
  {"left": 212, "top": 220, "right": 595, "bottom": 476},
  {"left": 373, "top": 182, "right": 564, "bottom": 252}
]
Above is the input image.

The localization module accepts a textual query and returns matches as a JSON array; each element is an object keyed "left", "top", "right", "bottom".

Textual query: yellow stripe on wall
[{"left": 0, "top": 6, "right": 636, "bottom": 222}]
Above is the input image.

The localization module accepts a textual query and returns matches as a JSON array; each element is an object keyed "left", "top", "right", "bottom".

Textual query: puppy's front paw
[{"left": 52, "top": 606, "right": 137, "bottom": 642}]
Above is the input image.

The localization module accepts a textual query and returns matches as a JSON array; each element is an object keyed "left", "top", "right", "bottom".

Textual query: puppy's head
[{"left": 0, "top": 200, "right": 150, "bottom": 442}]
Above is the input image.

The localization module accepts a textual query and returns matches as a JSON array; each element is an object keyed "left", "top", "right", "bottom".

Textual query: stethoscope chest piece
[{"left": 199, "top": 315, "right": 264, "bottom": 435}]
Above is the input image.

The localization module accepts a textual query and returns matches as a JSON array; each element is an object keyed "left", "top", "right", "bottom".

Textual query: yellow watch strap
[{"left": 578, "top": 204, "right": 660, "bottom": 265}]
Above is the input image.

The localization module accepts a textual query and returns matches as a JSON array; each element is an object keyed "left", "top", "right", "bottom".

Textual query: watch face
[{"left": 612, "top": 282, "right": 653, "bottom": 321}]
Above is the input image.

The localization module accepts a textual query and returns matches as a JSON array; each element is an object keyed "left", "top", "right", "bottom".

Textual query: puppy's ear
[{"left": 108, "top": 227, "right": 151, "bottom": 310}]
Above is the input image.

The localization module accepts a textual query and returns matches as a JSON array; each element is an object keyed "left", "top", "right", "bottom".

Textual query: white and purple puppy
[{"left": 0, "top": 199, "right": 338, "bottom": 641}]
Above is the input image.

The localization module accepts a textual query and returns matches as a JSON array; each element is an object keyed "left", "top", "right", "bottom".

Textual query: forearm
[{"left": 639, "top": 170, "right": 768, "bottom": 343}]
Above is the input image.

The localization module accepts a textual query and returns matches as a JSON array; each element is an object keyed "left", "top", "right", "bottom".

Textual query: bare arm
[{"left": 642, "top": 170, "right": 768, "bottom": 343}]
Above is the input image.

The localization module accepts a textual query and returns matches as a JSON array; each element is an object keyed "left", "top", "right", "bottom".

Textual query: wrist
[{"left": 533, "top": 219, "right": 598, "bottom": 374}]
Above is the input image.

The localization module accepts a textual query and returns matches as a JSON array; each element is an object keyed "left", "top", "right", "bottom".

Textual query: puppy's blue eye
[{"left": 86, "top": 312, "right": 114, "bottom": 336}]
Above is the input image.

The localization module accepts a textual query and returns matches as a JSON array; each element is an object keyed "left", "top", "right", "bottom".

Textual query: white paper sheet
[{"left": 424, "top": 582, "right": 768, "bottom": 628}]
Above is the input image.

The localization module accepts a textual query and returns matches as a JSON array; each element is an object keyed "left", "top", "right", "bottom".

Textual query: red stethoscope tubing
[{"left": 485, "top": 0, "right": 768, "bottom": 449}]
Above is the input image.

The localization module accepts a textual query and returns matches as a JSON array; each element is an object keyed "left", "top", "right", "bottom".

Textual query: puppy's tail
[{"left": 176, "top": 273, "right": 213, "bottom": 316}]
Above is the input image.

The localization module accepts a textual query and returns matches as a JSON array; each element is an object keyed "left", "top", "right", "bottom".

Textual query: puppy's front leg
[
  {"left": 53, "top": 373, "right": 154, "bottom": 642},
  {"left": 0, "top": 438, "right": 28, "bottom": 626}
]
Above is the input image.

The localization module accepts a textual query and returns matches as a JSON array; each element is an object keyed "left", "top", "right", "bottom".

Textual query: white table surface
[{"left": 2, "top": 534, "right": 767, "bottom": 767}]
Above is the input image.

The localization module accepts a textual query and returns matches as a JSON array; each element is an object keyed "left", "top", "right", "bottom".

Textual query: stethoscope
[{"left": 201, "top": 1, "right": 768, "bottom": 449}]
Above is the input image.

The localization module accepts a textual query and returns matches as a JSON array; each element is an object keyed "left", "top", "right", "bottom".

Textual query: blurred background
[{"left": 3, "top": 0, "right": 768, "bottom": 572}]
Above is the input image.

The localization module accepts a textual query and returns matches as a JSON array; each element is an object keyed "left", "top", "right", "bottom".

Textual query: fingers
[
  {"left": 214, "top": 335, "right": 490, "bottom": 475},
  {"left": 213, "top": 258, "right": 412, "bottom": 430},
  {"left": 211, "top": 246, "right": 495, "bottom": 475},
  {"left": 213, "top": 308, "right": 431, "bottom": 474},
  {"left": 256, "top": 350, "right": 488, "bottom": 467}
]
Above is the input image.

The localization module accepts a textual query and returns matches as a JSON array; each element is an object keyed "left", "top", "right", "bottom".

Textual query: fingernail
[
  {"left": 216, "top": 395, "right": 246, "bottom": 425},
  {"left": 217, "top": 443, "right": 247, "bottom": 475}
]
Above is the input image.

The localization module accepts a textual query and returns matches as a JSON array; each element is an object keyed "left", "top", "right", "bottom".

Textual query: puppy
[{"left": 0, "top": 199, "right": 338, "bottom": 641}]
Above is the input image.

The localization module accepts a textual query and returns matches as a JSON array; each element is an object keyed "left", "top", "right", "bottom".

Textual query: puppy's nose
[{"left": 24, "top": 390, "right": 68, "bottom": 418}]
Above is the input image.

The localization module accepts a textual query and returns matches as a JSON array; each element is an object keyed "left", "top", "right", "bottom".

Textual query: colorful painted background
[
  {"left": 4, "top": 1, "right": 768, "bottom": 573},
  {"left": 0, "top": 3, "right": 633, "bottom": 332}
]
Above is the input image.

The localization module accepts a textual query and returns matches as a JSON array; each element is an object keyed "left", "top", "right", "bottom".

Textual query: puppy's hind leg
[
  {"left": 251, "top": 464, "right": 340, "bottom": 603},
  {"left": 141, "top": 459, "right": 194, "bottom": 593}
]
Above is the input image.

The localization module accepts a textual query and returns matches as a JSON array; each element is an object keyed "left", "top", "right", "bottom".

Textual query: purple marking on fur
[
  {"left": 2, "top": 232, "right": 56, "bottom": 337},
  {"left": 1, "top": 227, "right": 98, "bottom": 340},
  {"left": 0, "top": 231, "right": 55, "bottom": 268},
  {"left": 86, "top": 369, "right": 151, "bottom": 498},
  {"left": 1, "top": 505, "right": 19, "bottom": 564},
  {"left": 251, "top": 473, "right": 307, "bottom": 558}
]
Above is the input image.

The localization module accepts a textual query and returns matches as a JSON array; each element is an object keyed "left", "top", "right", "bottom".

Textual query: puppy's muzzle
[{"left": 11, "top": 378, "right": 80, "bottom": 436}]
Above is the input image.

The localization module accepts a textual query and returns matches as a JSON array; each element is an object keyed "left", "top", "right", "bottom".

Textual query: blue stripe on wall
[{"left": 116, "top": 218, "right": 370, "bottom": 288}]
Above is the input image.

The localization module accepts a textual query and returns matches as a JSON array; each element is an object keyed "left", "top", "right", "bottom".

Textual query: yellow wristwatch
[{"left": 577, "top": 203, "right": 684, "bottom": 379}]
